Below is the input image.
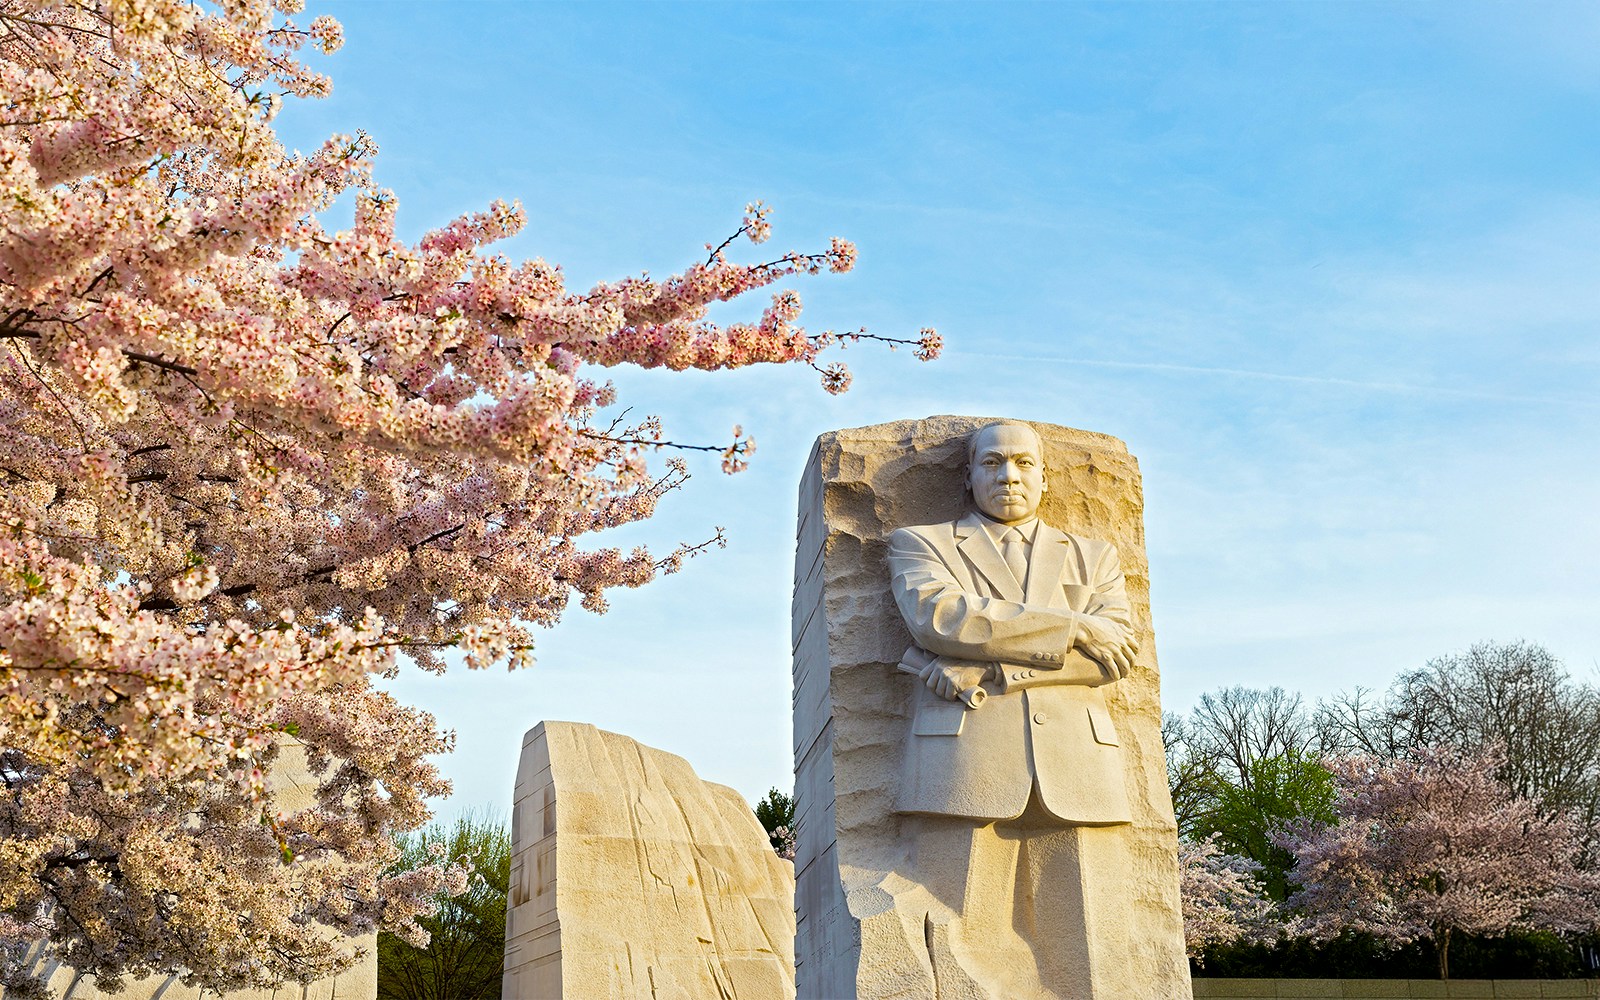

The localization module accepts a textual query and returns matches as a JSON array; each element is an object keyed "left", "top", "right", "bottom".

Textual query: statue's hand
[
  {"left": 1075, "top": 615, "right": 1137, "bottom": 679},
  {"left": 925, "top": 661, "right": 992, "bottom": 702}
]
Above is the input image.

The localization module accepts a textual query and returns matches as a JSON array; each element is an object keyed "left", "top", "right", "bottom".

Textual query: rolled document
[{"left": 896, "top": 658, "right": 987, "bottom": 709}]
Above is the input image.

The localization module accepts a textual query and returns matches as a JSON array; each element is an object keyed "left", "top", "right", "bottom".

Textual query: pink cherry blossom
[
  {"left": 0, "top": 0, "right": 937, "bottom": 991},
  {"left": 1278, "top": 747, "right": 1600, "bottom": 980},
  {"left": 1179, "top": 835, "right": 1278, "bottom": 963}
]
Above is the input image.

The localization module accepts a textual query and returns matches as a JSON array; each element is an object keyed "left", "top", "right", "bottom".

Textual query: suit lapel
[
  {"left": 955, "top": 512, "right": 1024, "bottom": 603},
  {"left": 1027, "top": 523, "right": 1072, "bottom": 607}
]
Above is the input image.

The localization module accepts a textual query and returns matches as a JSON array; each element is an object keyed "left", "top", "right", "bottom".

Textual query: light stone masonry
[
  {"left": 503, "top": 721, "right": 796, "bottom": 1000},
  {"left": 1190, "top": 981, "right": 1600, "bottom": 999}
]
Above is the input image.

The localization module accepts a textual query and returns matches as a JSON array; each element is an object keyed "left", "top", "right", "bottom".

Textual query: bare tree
[
  {"left": 1166, "top": 688, "right": 1325, "bottom": 833},
  {"left": 1166, "top": 688, "right": 1337, "bottom": 898},
  {"left": 1316, "top": 641, "right": 1600, "bottom": 850},
  {"left": 1313, "top": 685, "right": 1411, "bottom": 758},
  {"left": 1164, "top": 711, "right": 1212, "bottom": 836},
  {"left": 1188, "top": 687, "right": 1329, "bottom": 789}
]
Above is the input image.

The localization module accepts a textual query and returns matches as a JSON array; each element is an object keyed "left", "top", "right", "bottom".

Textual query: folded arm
[
  {"left": 888, "top": 526, "right": 1082, "bottom": 662},
  {"left": 887, "top": 526, "right": 1137, "bottom": 686}
]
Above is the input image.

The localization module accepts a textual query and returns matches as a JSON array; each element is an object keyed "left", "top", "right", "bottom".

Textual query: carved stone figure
[
  {"left": 885, "top": 419, "right": 1148, "bottom": 996},
  {"left": 890, "top": 420, "right": 1136, "bottom": 825},
  {"left": 791, "top": 416, "right": 1189, "bottom": 1000}
]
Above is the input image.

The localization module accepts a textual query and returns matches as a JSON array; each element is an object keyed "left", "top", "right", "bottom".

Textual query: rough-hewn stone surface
[
  {"left": 503, "top": 721, "right": 796, "bottom": 999},
  {"left": 10, "top": 741, "right": 377, "bottom": 999},
  {"left": 792, "top": 416, "right": 1190, "bottom": 999}
]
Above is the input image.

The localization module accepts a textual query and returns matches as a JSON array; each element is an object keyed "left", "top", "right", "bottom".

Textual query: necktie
[{"left": 1001, "top": 527, "right": 1027, "bottom": 589}]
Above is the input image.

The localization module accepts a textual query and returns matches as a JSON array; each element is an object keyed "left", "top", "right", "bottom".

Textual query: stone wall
[{"left": 503, "top": 720, "right": 796, "bottom": 999}]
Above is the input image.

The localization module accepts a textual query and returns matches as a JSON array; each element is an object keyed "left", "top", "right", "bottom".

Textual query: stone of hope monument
[
  {"left": 498, "top": 415, "right": 1191, "bottom": 1000},
  {"left": 792, "top": 416, "right": 1191, "bottom": 999}
]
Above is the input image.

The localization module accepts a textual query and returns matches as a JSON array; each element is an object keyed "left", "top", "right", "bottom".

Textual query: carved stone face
[{"left": 965, "top": 422, "right": 1048, "bottom": 524}]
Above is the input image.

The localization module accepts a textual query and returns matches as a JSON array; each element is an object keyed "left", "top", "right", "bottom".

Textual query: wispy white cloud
[{"left": 946, "top": 351, "right": 1599, "bottom": 410}]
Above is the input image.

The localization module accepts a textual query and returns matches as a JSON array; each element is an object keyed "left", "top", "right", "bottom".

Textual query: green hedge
[{"left": 1196, "top": 931, "right": 1599, "bottom": 979}]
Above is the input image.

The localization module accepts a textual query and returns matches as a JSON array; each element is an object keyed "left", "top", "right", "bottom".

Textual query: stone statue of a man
[{"left": 884, "top": 419, "right": 1144, "bottom": 996}]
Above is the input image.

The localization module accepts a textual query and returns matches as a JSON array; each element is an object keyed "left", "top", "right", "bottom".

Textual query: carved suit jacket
[{"left": 887, "top": 511, "right": 1133, "bottom": 825}]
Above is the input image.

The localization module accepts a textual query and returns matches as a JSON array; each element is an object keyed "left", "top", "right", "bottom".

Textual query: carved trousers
[{"left": 902, "top": 794, "right": 1136, "bottom": 1000}]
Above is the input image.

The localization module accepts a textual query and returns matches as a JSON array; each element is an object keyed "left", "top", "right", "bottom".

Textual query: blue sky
[{"left": 275, "top": 2, "right": 1600, "bottom": 816}]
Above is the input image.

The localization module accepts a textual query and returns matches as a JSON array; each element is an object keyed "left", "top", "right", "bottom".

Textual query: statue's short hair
[{"left": 966, "top": 420, "right": 1043, "bottom": 469}]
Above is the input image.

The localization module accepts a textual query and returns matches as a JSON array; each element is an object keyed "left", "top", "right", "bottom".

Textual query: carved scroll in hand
[{"left": 896, "top": 645, "right": 990, "bottom": 709}]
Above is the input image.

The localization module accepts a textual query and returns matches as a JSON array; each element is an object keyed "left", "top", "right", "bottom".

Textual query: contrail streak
[{"left": 947, "top": 351, "right": 1595, "bottom": 409}]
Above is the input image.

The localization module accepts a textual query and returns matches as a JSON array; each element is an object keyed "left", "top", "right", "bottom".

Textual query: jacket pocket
[
  {"left": 1086, "top": 703, "right": 1120, "bottom": 747},
  {"left": 914, "top": 697, "right": 966, "bottom": 737}
]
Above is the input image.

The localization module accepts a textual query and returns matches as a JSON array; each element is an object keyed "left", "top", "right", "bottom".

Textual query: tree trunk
[{"left": 1436, "top": 926, "right": 1452, "bottom": 980}]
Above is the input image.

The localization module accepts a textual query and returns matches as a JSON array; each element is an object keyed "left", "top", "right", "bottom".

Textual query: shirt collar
[{"left": 978, "top": 515, "right": 1039, "bottom": 545}]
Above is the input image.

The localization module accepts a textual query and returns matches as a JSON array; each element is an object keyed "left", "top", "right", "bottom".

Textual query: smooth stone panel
[{"left": 503, "top": 721, "right": 796, "bottom": 999}]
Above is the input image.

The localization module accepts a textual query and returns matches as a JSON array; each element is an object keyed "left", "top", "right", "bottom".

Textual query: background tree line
[
  {"left": 378, "top": 813, "right": 510, "bottom": 1000},
  {"left": 1174, "top": 640, "right": 1600, "bottom": 979}
]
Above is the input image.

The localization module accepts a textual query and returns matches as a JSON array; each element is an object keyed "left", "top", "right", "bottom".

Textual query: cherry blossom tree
[
  {"left": 1279, "top": 748, "right": 1600, "bottom": 980},
  {"left": 0, "top": 0, "right": 937, "bottom": 991},
  {"left": 1317, "top": 641, "right": 1600, "bottom": 848},
  {"left": 1178, "top": 835, "right": 1277, "bottom": 964}
]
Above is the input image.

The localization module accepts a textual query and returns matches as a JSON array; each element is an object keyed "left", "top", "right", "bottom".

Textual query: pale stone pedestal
[
  {"left": 503, "top": 721, "right": 796, "bottom": 999},
  {"left": 791, "top": 416, "right": 1191, "bottom": 999}
]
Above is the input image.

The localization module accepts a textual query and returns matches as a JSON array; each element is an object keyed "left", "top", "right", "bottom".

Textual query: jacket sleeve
[
  {"left": 1085, "top": 538, "right": 1133, "bottom": 629},
  {"left": 997, "top": 538, "right": 1133, "bottom": 691},
  {"left": 888, "top": 526, "right": 1082, "bottom": 663}
]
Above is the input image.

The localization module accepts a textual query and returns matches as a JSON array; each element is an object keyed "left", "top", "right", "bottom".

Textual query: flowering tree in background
[
  {"left": 377, "top": 811, "right": 509, "bottom": 1000},
  {"left": 0, "top": 0, "right": 937, "bottom": 992},
  {"left": 754, "top": 787, "right": 796, "bottom": 860},
  {"left": 1317, "top": 641, "right": 1600, "bottom": 849},
  {"left": 1178, "top": 835, "right": 1277, "bottom": 964},
  {"left": 1279, "top": 748, "right": 1600, "bottom": 980}
]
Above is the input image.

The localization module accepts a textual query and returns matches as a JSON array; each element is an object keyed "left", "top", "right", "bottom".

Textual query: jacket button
[
  {"left": 1026, "top": 670, "right": 1036, "bottom": 678},
  {"left": 1033, "top": 711, "right": 1047, "bottom": 724},
  {"left": 1011, "top": 671, "right": 1024, "bottom": 682}
]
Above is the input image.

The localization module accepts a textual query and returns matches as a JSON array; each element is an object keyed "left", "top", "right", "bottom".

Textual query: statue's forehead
[{"left": 971, "top": 424, "right": 1041, "bottom": 455}]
